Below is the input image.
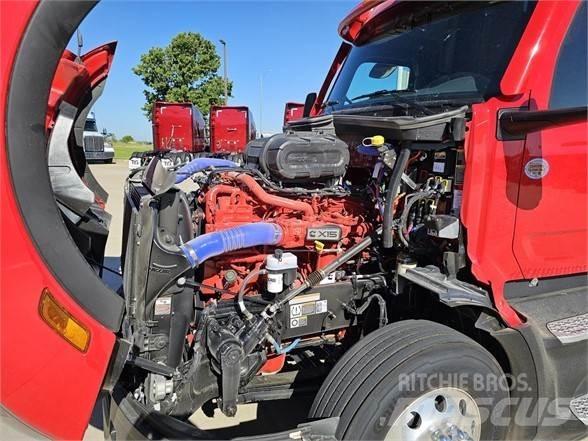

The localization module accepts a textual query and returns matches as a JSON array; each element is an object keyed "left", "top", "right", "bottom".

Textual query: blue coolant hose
[
  {"left": 180, "top": 223, "right": 283, "bottom": 268},
  {"left": 175, "top": 158, "right": 239, "bottom": 184}
]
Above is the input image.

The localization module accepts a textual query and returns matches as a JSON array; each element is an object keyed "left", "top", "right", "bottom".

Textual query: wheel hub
[{"left": 385, "top": 387, "right": 481, "bottom": 441}]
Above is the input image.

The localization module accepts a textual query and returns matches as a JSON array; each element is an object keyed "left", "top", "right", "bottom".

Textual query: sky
[{"left": 68, "top": 0, "right": 355, "bottom": 141}]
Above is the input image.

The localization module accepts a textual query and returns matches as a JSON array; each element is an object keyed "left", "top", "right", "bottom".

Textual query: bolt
[
  {"left": 226, "top": 405, "right": 237, "bottom": 417},
  {"left": 529, "top": 278, "right": 539, "bottom": 287}
]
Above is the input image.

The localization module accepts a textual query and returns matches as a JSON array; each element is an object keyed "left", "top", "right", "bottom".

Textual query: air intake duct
[{"left": 180, "top": 223, "right": 283, "bottom": 268}]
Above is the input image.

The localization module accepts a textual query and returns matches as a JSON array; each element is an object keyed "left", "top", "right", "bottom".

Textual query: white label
[
  {"left": 433, "top": 162, "right": 445, "bottom": 173},
  {"left": 290, "top": 316, "right": 307, "bottom": 328},
  {"left": 154, "top": 297, "right": 172, "bottom": 315},
  {"left": 524, "top": 158, "right": 549, "bottom": 180},
  {"left": 267, "top": 273, "right": 283, "bottom": 294},
  {"left": 290, "top": 304, "right": 302, "bottom": 318},
  {"left": 316, "top": 300, "right": 328, "bottom": 314},
  {"left": 289, "top": 293, "right": 320, "bottom": 305}
]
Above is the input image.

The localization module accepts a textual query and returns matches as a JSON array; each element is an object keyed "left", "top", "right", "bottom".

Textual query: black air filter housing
[{"left": 245, "top": 132, "right": 349, "bottom": 183}]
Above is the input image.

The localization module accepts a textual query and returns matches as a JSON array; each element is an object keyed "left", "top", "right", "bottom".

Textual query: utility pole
[
  {"left": 219, "top": 39, "right": 228, "bottom": 105},
  {"left": 75, "top": 30, "right": 83, "bottom": 63},
  {"left": 259, "top": 74, "right": 263, "bottom": 136}
]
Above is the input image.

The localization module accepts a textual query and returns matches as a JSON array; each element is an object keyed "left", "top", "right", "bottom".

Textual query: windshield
[
  {"left": 84, "top": 119, "right": 98, "bottom": 132},
  {"left": 326, "top": 1, "right": 536, "bottom": 112}
]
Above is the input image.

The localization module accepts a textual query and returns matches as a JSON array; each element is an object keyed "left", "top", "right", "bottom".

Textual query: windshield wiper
[{"left": 351, "top": 89, "right": 435, "bottom": 115}]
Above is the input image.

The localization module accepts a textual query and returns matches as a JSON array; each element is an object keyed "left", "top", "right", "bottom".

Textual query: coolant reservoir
[{"left": 266, "top": 250, "right": 298, "bottom": 294}]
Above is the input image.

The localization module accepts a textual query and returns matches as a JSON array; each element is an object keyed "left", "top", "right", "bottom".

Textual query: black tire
[
  {"left": 310, "top": 320, "right": 509, "bottom": 440},
  {"left": 104, "top": 158, "right": 113, "bottom": 164}
]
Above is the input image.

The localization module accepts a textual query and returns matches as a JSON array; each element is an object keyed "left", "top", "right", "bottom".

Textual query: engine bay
[{"left": 120, "top": 107, "right": 480, "bottom": 418}]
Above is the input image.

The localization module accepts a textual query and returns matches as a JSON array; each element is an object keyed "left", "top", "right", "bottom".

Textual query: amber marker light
[{"left": 39, "top": 289, "right": 91, "bottom": 352}]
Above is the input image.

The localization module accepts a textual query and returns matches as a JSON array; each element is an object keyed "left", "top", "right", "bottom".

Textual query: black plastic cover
[
  {"left": 286, "top": 106, "right": 468, "bottom": 143},
  {"left": 246, "top": 132, "right": 349, "bottom": 183}
]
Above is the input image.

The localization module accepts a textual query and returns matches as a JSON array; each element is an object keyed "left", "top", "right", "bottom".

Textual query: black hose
[{"left": 382, "top": 147, "right": 412, "bottom": 248}]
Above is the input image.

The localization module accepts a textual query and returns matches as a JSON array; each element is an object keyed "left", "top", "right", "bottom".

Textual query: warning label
[
  {"left": 288, "top": 295, "right": 328, "bottom": 329},
  {"left": 290, "top": 316, "right": 308, "bottom": 328},
  {"left": 154, "top": 297, "right": 172, "bottom": 315}
]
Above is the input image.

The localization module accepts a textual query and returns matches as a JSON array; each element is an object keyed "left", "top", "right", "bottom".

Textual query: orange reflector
[{"left": 39, "top": 289, "right": 90, "bottom": 352}]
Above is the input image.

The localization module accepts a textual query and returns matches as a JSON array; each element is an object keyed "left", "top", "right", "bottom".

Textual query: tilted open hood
[{"left": 46, "top": 41, "right": 117, "bottom": 132}]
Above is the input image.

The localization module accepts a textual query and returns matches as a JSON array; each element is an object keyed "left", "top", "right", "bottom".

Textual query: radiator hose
[
  {"left": 175, "top": 158, "right": 239, "bottom": 184},
  {"left": 180, "top": 223, "right": 283, "bottom": 268}
]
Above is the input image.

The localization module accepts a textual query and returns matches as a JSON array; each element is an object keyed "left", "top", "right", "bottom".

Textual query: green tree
[
  {"left": 121, "top": 135, "right": 134, "bottom": 143},
  {"left": 133, "top": 32, "right": 232, "bottom": 120}
]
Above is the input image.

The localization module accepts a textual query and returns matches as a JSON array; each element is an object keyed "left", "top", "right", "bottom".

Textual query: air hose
[
  {"left": 175, "top": 158, "right": 239, "bottom": 184},
  {"left": 180, "top": 223, "right": 283, "bottom": 268}
]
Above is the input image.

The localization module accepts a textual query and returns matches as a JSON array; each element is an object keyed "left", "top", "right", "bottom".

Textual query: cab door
[
  {"left": 1, "top": 2, "right": 124, "bottom": 439},
  {"left": 512, "top": 2, "right": 588, "bottom": 279}
]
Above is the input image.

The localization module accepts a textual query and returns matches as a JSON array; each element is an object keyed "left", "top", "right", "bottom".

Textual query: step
[{"left": 546, "top": 313, "right": 588, "bottom": 344}]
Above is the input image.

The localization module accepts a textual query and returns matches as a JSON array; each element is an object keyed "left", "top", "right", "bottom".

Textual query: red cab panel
[
  {"left": 209, "top": 105, "right": 256, "bottom": 154},
  {"left": 1, "top": 2, "right": 118, "bottom": 439}
]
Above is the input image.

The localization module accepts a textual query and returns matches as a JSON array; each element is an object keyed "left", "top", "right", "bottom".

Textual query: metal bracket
[
  {"left": 401, "top": 266, "right": 494, "bottom": 309},
  {"left": 48, "top": 102, "right": 95, "bottom": 213}
]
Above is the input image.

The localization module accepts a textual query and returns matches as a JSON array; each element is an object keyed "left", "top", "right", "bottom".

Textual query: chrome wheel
[{"left": 385, "top": 387, "right": 481, "bottom": 441}]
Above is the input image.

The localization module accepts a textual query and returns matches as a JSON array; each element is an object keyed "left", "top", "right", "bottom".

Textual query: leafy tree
[
  {"left": 121, "top": 135, "right": 134, "bottom": 143},
  {"left": 133, "top": 32, "right": 232, "bottom": 120}
]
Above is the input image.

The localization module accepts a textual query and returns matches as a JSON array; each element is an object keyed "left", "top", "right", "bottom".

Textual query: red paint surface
[
  {"left": 461, "top": 2, "right": 585, "bottom": 326},
  {"left": 509, "top": 3, "right": 587, "bottom": 279},
  {"left": 283, "top": 102, "right": 305, "bottom": 126},
  {"left": 209, "top": 105, "right": 256, "bottom": 154},
  {"left": 1, "top": 2, "right": 116, "bottom": 439},
  {"left": 46, "top": 43, "right": 117, "bottom": 131}
]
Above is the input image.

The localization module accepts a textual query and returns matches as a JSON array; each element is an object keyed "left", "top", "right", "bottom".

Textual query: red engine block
[{"left": 198, "top": 173, "right": 374, "bottom": 297}]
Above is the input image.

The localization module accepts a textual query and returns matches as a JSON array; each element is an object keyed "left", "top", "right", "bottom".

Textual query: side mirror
[
  {"left": 498, "top": 106, "right": 587, "bottom": 140},
  {"left": 303, "top": 92, "right": 317, "bottom": 118}
]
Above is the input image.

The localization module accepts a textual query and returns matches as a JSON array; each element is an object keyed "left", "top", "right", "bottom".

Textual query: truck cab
[{"left": 83, "top": 112, "right": 114, "bottom": 163}]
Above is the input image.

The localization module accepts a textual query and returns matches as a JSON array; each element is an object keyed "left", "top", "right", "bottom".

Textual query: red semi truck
[
  {"left": 152, "top": 101, "right": 207, "bottom": 153},
  {"left": 1, "top": 1, "right": 587, "bottom": 441},
  {"left": 130, "top": 103, "right": 255, "bottom": 169},
  {"left": 209, "top": 105, "right": 256, "bottom": 155},
  {"left": 130, "top": 101, "right": 207, "bottom": 169}
]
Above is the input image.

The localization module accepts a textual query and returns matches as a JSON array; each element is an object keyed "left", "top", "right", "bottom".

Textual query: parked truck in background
[
  {"left": 283, "top": 102, "right": 305, "bottom": 126},
  {"left": 209, "top": 105, "right": 256, "bottom": 156},
  {"left": 152, "top": 101, "right": 207, "bottom": 153},
  {"left": 129, "top": 102, "right": 207, "bottom": 169},
  {"left": 130, "top": 102, "right": 256, "bottom": 169},
  {"left": 83, "top": 112, "right": 114, "bottom": 163}
]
